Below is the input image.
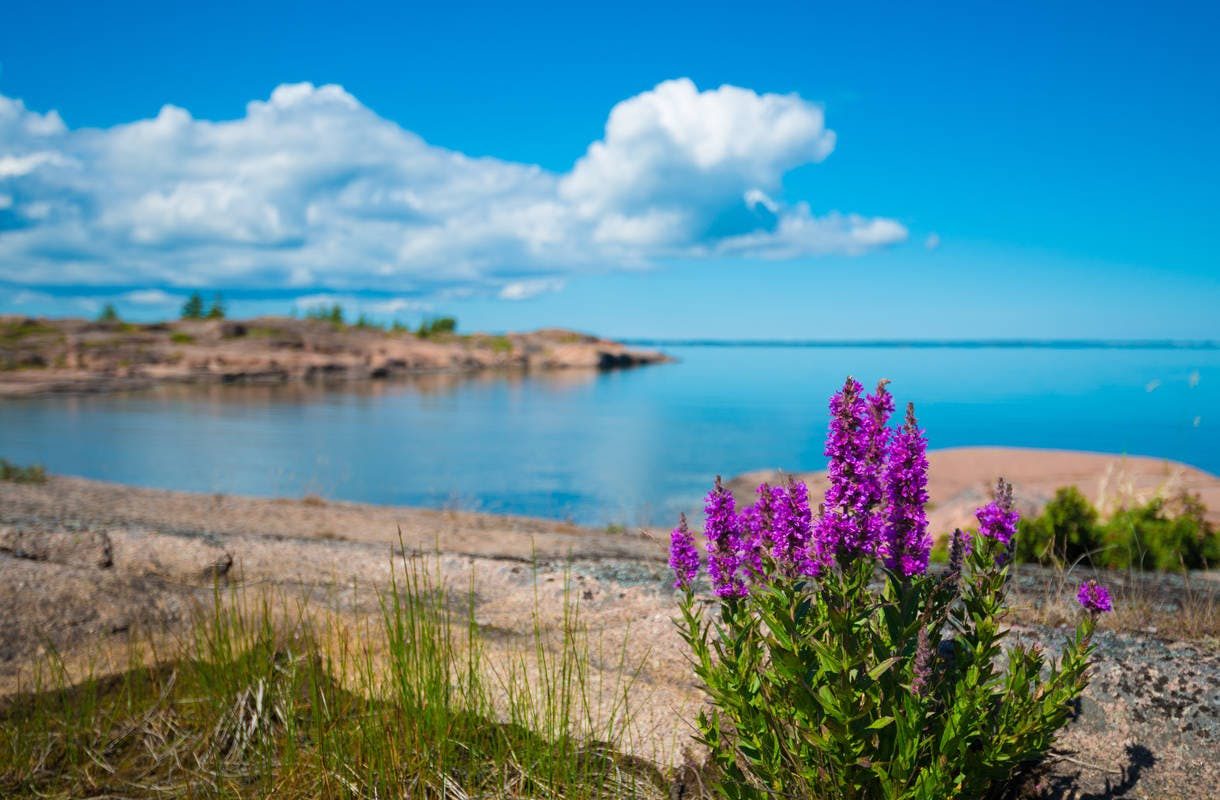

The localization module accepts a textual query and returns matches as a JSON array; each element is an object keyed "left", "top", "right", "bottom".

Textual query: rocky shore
[
  {"left": 0, "top": 315, "right": 671, "bottom": 396},
  {"left": 2, "top": 459, "right": 1218, "bottom": 797}
]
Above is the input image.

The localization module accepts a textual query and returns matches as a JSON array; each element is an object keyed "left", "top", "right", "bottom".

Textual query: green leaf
[
  {"left": 866, "top": 715, "right": 895, "bottom": 731},
  {"left": 868, "top": 656, "right": 901, "bottom": 681}
]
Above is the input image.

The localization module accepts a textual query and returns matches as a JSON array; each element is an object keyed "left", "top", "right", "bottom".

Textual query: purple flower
[
  {"left": 668, "top": 513, "right": 700, "bottom": 589},
  {"left": 976, "top": 478, "right": 1019, "bottom": 546},
  {"left": 705, "top": 476, "right": 747, "bottom": 598},
  {"left": 816, "top": 378, "right": 893, "bottom": 563},
  {"left": 882, "top": 402, "right": 930, "bottom": 577},
  {"left": 1076, "top": 579, "right": 1113, "bottom": 614},
  {"left": 739, "top": 484, "right": 774, "bottom": 581},
  {"left": 782, "top": 478, "right": 821, "bottom": 577}
]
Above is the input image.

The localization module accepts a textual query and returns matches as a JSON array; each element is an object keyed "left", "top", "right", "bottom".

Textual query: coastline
[{"left": 0, "top": 315, "right": 672, "bottom": 398}]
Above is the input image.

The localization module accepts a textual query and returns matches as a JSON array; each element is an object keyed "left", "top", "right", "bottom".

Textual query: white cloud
[
  {"left": 365, "top": 297, "right": 432, "bottom": 315},
  {"left": 499, "top": 278, "right": 566, "bottom": 301},
  {"left": 924, "top": 233, "right": 941, "bottom": 250},
  {"left": 122, "top": 288, "right": 178, "bottom": 305},
  {"left": 291, "top": 293, "right": 429, "bottom": 318},
  {"left": 0, "top": 80, "right": 906, "bottom": 300}
]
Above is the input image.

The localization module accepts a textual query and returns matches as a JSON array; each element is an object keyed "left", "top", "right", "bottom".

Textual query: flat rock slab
[{"left": 1, "top": 473, "right": 1217, "bottom": 798}]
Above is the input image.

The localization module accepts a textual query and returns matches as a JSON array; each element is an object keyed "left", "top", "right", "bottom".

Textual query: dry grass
[
  {"left": 1007, "top": 563, "right": 1220, "bottom": 645},
  {"left": 0, "top": 556, "right": 665, "bottom": 799}
]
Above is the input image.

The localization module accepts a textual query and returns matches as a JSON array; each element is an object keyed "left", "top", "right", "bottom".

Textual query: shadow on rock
[{"left": 1027, "top": 744, "right": 1157, "bottom": 800}]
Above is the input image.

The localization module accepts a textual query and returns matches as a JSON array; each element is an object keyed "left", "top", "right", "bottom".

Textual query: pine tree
[
  {"left": 181, "top": 292, "right": 204, "bottom": 319},
  {"left": 206, "top": 293, "right": 226, "bottom": 320}
]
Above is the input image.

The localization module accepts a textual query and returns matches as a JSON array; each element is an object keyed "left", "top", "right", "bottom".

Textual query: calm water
[{"left": 1, "top": 346, "right": 1215, "bottom": 526}]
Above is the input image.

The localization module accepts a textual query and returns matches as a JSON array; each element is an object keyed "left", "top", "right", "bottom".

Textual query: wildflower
[
  {"left": 739, "top": 484, "right": 773, "bottom": 581},
  {"left": 705, "top": 476, "right": 747, "bottom": 598},
  {"left": 911, "top": 626, "right": 933, "bottom": 697},
  {"left": 762, "top": 478, "right": 816, "bottom": 576},
  {"left": 947, "top": 527, "right": 969, "bottom": 582},
  {"left": 882, "top": 402, "right": 930, "bottom": 577},
  {"left": 668, "top": 513, "right": 700, "bottom": 589},
  {"left": 816, "top": 377, "right": 892, "bottom": 562},
  {"left": 1076, "top": 579, "right": 1113, "bottom": 614},
  {"left": 976, "top": 478, "right": 1019, "bottom": 546}
]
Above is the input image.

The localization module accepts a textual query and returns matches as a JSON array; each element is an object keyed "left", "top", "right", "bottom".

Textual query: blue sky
[{"left": 1, "top": 0, "right": 1217, "bottom": 338}]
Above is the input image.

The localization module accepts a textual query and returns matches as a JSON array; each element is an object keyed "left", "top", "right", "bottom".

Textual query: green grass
[
  {"left": 0, "top": 459, "right": 47, "bottom": 484},
  {"left": 0, "top": 319, "right": 61, "bottom": 344},
  {"left": 169, "top": 332, "right": 195, "bottom": 344},
  {"left": 0, "top": 555, "right": 661, "bottom": 799}
]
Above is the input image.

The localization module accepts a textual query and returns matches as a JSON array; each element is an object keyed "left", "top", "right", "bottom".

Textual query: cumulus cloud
[{"left": 0, "top": 80, "right": 906, "bottom": 300}]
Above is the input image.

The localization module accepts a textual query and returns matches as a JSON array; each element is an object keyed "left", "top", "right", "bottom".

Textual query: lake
[{"left": 1, "top": 344, "right": 1215, "bottom": 526}]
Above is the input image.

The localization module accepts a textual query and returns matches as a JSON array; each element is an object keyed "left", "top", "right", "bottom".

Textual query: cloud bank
[{"left": 0, "top": 78, "right": 906, "bottom": 301}]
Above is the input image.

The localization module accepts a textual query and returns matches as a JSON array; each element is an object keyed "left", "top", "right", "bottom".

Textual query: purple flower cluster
[
  {"left": 666, "top": 378, "right": 1037, "bottom": 595},
  {"left": 1076, "top": 579, "right": 1113, "bottom": 614},
  {"left": 976, "top": 479, "right": 1019, "bottom": 546},
  {"left": 882, "top": 403, "right": 930, "bottom": 577},
  {"left": 668, "top": 513, "right": 700, "bottom": 589},
  {"left": 815, "top": 379, "right": 894, "bottom": 564},
  {"left": 705, "top": 477, "right": 748, "bottom": 598}
]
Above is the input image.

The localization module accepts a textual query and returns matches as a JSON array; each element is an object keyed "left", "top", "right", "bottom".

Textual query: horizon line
[{"left": 619, "top": 338, "right": 1220, "bottom": 350}]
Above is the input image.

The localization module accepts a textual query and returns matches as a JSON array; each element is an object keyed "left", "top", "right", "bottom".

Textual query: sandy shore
[{"left": 2, "top": 448, "right": 1218, "bottom": 797}]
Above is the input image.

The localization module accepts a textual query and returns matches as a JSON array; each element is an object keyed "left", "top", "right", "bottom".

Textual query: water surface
[{"left": 1, "top": 345, "right": 1215, "bottom": 526}]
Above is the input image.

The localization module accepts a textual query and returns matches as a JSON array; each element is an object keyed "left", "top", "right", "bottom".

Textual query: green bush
[
  {"left": 304, "top": 304, "right": 345, "bottom": 327},
  {"left": 1015, "top": 487, "right": 1098, "bottom": 566},
  {"left": 96, "top": 303, "right": 119, "bottom": 323},
  {"left": 1101, "top": 495, "right": 1219, "bottom": 571},
  {"left": 1015, "top": 486, "right": 1216, "bottom": 571},
  {"left": 418, "top": 316, "right": 457, "bottom": 338},
  {"left": 205, "top": 293, "right": 226, "bottom": 320},
  {"left": 671, "top": 379, "right": 1106, "bottom": 799},
  {"left": 0, "top": 459, "right": 48, "bottom": 484}
]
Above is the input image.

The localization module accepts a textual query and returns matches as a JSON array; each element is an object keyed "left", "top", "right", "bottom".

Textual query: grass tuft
[{"left": 0, "top": 553, "right": 662, "bottom": 798}]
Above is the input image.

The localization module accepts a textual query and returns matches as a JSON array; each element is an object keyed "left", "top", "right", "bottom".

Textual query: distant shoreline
[
  {"left": 622, "top": 338, "right": 1220, "bottom": 350},
  {"left": 0, "top": 315, "right": 671, "bottom": 398}
]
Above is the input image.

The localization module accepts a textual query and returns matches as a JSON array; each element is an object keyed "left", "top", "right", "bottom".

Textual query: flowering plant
[{"left": 671, "top": 378, "right": 1110, "bottom": 799}]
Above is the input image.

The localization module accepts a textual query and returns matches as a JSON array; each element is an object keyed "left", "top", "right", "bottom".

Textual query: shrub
[
  {"left": 1101, "top": 495, "right": 1218, "bottom": 571},
  {"left": 96, "top": 303, "right": 119, "bottom": 323},
  {"left": 304, "top": 304, "right": 345, "bottom": 327},
  {"left": 1016, "top": 486, "right": 1216, "bottom": 571},
  {"left": 418, "top": 316, "right": 457, "bottom": 338},
  {"left": 670, "top": 378, "right": 1108, "bottom": 799},
  {"left": 205, "top": 293, "right": 226, "bottom": 320},
  {"left": 0, "top": 458, "right": 48, "bottom": 484},
  {"left": 1015, "top": 486, "right": 1098, "bottom": 566}
]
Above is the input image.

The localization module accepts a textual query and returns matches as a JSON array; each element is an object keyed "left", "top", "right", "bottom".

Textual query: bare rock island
[{"left": 0, "top": 316, "right": 672, "bottom": 396}]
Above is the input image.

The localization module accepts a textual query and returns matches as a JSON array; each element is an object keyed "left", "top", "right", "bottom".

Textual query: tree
[
  {"left": 206, "top": 293, "right": 226, "bottom": 320},
  {"left": 181, "top": 292, "right": 205, "bottom": 319},
  {"left": 97, "top": 303, "right": 119, "bottom": 322}
]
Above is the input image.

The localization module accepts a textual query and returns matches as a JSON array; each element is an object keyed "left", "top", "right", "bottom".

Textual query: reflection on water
[
  {"left": 122, "top": 367, "right": 605, "bottom": 407},
  {"left": 2, "top": 346, "right": 1215, "bottom": 526}
]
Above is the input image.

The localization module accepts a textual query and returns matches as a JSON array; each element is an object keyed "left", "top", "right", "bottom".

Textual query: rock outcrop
[{"left": 0, "top": 316, "right": 671, "bottom": 396}]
